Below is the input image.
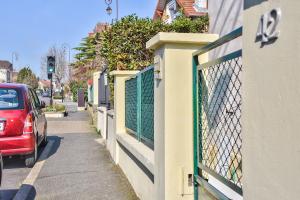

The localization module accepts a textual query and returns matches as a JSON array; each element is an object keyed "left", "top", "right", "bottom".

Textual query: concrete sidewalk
[{"left": 29, "top": 111, "right": 138, "bottom": 200}]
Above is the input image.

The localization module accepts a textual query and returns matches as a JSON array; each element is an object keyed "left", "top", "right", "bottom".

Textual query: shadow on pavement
[
  {"left": 0, "top": 189, "right": 19, "bottom": 200},
  {"left": 3, "top": 157, "right": 26, "bottom": 170},
  {"left": 39, "top": 135, "right": 63, "bottom": 161},
  {"left": 3, "top": 135, "right": 63, "bottom": 169},
  {"left": 13, "top": 184, "right": 36, "bottom": 200}
]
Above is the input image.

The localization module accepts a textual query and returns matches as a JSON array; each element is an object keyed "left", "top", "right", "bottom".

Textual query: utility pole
[
  {"left": 116, "top": 0, "right": 119, "bottom": 21},
  {"left": 105, "top": 0, "right": 119, "bottom": 21},
  {"left": 62, "top": 43, "right": 71, "bottom": 80},
  {"left": 11, "top": 52, "right": 18, "bottom": 83}
]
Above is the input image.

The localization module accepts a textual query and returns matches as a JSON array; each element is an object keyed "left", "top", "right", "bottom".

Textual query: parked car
[
  {"left": 0, "top": 83, "right": 47, "bottom": 167},
  {"left": 0, "top": 153, "right": 2, "bottom": 186},
  {"left": 42, "top": 91, "right": 50, "bottom": 97}
]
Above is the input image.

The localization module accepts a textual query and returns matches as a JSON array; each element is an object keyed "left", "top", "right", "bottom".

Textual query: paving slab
[{"left": 30, "top": 111, "right": 138, "bottom": 200}]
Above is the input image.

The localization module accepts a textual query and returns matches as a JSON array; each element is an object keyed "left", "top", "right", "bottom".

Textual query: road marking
[{"left": 13, "top": 140, "right": 55, "bottom": 200}]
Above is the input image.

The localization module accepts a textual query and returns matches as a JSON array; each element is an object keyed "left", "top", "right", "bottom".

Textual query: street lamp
[
  {"left": 106, "top": 6, "right": 112, "bottom": 15},
  {"left": 11, "top": 52, "right": 18, "bottom": 83},
  {"left": 11, "top": 52, "right": 18, "bottom": 70},
  {"left": 104, "top": 0, "right": 119, "bottom": 20},
  {"left": 62, "top": 43, "right": 72, "bottom": 81}
]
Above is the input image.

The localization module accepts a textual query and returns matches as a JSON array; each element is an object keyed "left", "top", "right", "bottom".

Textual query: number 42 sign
[{"left": 256, "top": 8, "right": 282, "bottom": 45}]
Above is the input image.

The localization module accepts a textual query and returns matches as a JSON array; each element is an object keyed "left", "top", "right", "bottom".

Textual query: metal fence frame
[
  {"left": 125, "top": 66, "right": 154, "bottom": 149},
  {"left": 193, "top": 27, "right": 243, "bottom": 200}
]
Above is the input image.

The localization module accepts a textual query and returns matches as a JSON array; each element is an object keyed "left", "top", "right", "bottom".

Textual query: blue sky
[{"left": 0, "top": 0, "right": 157, "bottom": 77}]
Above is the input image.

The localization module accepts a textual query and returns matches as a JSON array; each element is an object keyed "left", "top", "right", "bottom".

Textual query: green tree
[
  {"left": 99, "top": 15, "right": 165, "bottom": 72},
  {"left": 17, "top": 67, "right": 39, "bottom": 89},
  {"left": 167, "top": 14, "right": 208, "bottom": 33},
  {"left": 72, "top": 33, "right": 106, "bottom": 81},
  {"left": 71, "top": 14, "right": 209, "bottom": 102}
]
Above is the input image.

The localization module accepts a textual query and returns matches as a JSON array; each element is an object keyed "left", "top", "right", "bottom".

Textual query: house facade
[
  {"left": 0, "top": 60, "right": 13, "bottom": 83},
  {"left": 154, "top": 0, "right": 207, "bottom": 23},
  {"left": 38, "top": 80, "right": 51, "bottom": 91},
  {"left": 154, "top": 0, "right": 243, "bottom": 57}
]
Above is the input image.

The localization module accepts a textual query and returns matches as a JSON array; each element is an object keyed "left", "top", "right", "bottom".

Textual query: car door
[{"left": 29, "top": 89, "right": 45, "bottom": 144}]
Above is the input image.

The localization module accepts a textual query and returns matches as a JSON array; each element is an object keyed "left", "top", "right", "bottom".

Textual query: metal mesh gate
[
  {"left": 193, "top": 27, "right": 243, "bottom": 199},
  {"left": 199, "top": 51, "right": 242, "bottom": 189},
  {"left": 125, "top": 66, "right": 154, "bottom": 148}
]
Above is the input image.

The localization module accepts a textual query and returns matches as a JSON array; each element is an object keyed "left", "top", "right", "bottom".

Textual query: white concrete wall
[
  {"left": 118, "top": 143, "right": 155, "bottom": 200},
  {"left": 147, "top": 32, "right": 218, "bottom": 200},
  {"left": 0, "top": 69, "right": 8, "bottom": 83},
  {"left": 93, "top": 71, "right": 101, "bottom": 105},
  {"left": 243, "top": 1, "right": 300, "bottom": 199},
  {"left": 106, "top": 110, "right": 117, "bottom": 162},
  {"left": 110, "top": 70, "right": 155, "bottom": 200},
  {"left": 97, "top": 106, "right": 107, "bottom": 139}
]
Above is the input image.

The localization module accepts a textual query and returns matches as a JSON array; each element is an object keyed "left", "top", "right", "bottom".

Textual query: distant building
[
  {"left": 153, "top": 0, "right": 207, "bottom": 23},
  {"left": 0, "top": 60, "right": 13, "bottom": 83},
  {"left": 12, "top": 71, "right": 18, "bottom": 82},
  {"left": 38, "top": 80, "right": 51, "bottom": 91},
  {"left": 93, "top": 23, "right": 110, "bottom": 33}
]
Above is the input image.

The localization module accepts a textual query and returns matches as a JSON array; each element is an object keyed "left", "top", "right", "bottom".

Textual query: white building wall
[
  {"left": 243, "top": 1, "right": 300, "bottom": 199},
  {"left": 0, "top": 69, "right": 8, "bottom": 83},
  {"left": 208, "top": 0, "right": 243, "bottom": 59}
]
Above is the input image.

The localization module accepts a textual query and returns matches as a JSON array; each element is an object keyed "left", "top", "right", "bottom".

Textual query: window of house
[
  {"left": 194, "top": 0, "right": 208, "bottom": 12},
  {"left": 165, "top": 0, "right": 178, "bottom": 23}
]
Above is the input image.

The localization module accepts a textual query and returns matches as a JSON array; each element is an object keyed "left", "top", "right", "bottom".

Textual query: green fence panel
[
  {"left": 141, "top": 67, "right": 154, "bottom": 147},
  {"left": 125, "top": 67, "right": 154, "bottom": 148},
  {"left": 125, "top": 77, "right": 138, "bottom": 134}
]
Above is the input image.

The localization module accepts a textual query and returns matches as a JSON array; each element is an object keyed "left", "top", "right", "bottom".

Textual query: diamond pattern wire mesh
[
  {"left": 141, "top": 68, "right": 154, "bottom": 144},
  {"left": 125, "top": 77, "right": 138, "bottom": 134},
  {"left": 125, "top": 67, "right": 154, "bottom": 147},
  {"left": 198, "top": 55, "right": 242, "bottom": 189}
]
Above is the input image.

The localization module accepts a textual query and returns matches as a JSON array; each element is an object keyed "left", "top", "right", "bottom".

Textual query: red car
[
  {"left": 0, "top": 83, "right": 47, "bottom": 167},
  {"left": 0, "top": 153, "right": 2, "bottom": 185}
]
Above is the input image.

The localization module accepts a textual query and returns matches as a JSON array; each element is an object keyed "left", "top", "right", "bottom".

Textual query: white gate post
[{"left": 147, "top": 32, "right": 218, "bottom": 200}]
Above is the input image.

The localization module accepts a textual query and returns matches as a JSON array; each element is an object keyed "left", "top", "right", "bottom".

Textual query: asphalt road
[{"left": 0, "top": 145, "right": 46, "bottom": 200}]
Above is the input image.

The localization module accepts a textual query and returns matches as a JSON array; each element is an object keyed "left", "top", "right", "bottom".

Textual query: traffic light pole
[
  {"left": 47, "top": 56, "right": 55, "bottom": 106},
  {"left": 50, "top": 74, "right": 53, "bottom": 106}
]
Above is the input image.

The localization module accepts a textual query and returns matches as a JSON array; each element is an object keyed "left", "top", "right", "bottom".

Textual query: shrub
[
  {"left": 53, "top": 95, "right": 63, "bottom": 99},
  {"left": 45, "top": 104, "right": 66, "bottom": 112},
  {"left": 73, "top": 14, "right": 209, "bottom": 104}
]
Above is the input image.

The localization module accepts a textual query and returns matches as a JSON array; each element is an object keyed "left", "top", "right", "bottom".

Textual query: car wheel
[
  {"left": 25, "top": 139, "right": 37, "bottom": 168},
  {"left": 41, "top": 130, "right": 48, "bottom": 147}
]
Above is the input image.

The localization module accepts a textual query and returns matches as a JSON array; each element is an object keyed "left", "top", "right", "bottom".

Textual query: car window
[
  {"left": 0, "top": 88, "right": 24, "bottom": 110},
  {"left": 29, "top": 89, "right": 40, "bottom": 108}
]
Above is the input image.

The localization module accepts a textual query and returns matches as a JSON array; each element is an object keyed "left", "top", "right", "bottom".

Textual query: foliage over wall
[
  {"left": 71, "top": 14, "right": 208, "bottom": 103},
  {"left": 99, "top": 15, "right": 165, "bottom": 71},
  {"left": 17, "top": 67, "right": 39, "bottom": 89},
  {"left": 99, "top": 14, "right": 208, "bottom": 73},
  {"left": 72, "top": 32, "right": 107, "bottom": 82}
]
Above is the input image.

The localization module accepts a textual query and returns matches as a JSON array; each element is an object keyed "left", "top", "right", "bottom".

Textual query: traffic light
[{"left": 47, "top": 56, "right": 55, "bottom": 79}]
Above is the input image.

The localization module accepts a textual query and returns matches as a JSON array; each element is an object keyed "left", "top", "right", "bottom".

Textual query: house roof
[
  {"left": 153, "top": 0, "right": 206, "bottom": 20},
  {"left": 39, "top": 80, "right": 51, "bottom": 87},
  {"left": 0, "top": 60, "right": 13, "bottom": 71},
  {"left": 94, "top": 23, "right": 110, "bottom": 33}
]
